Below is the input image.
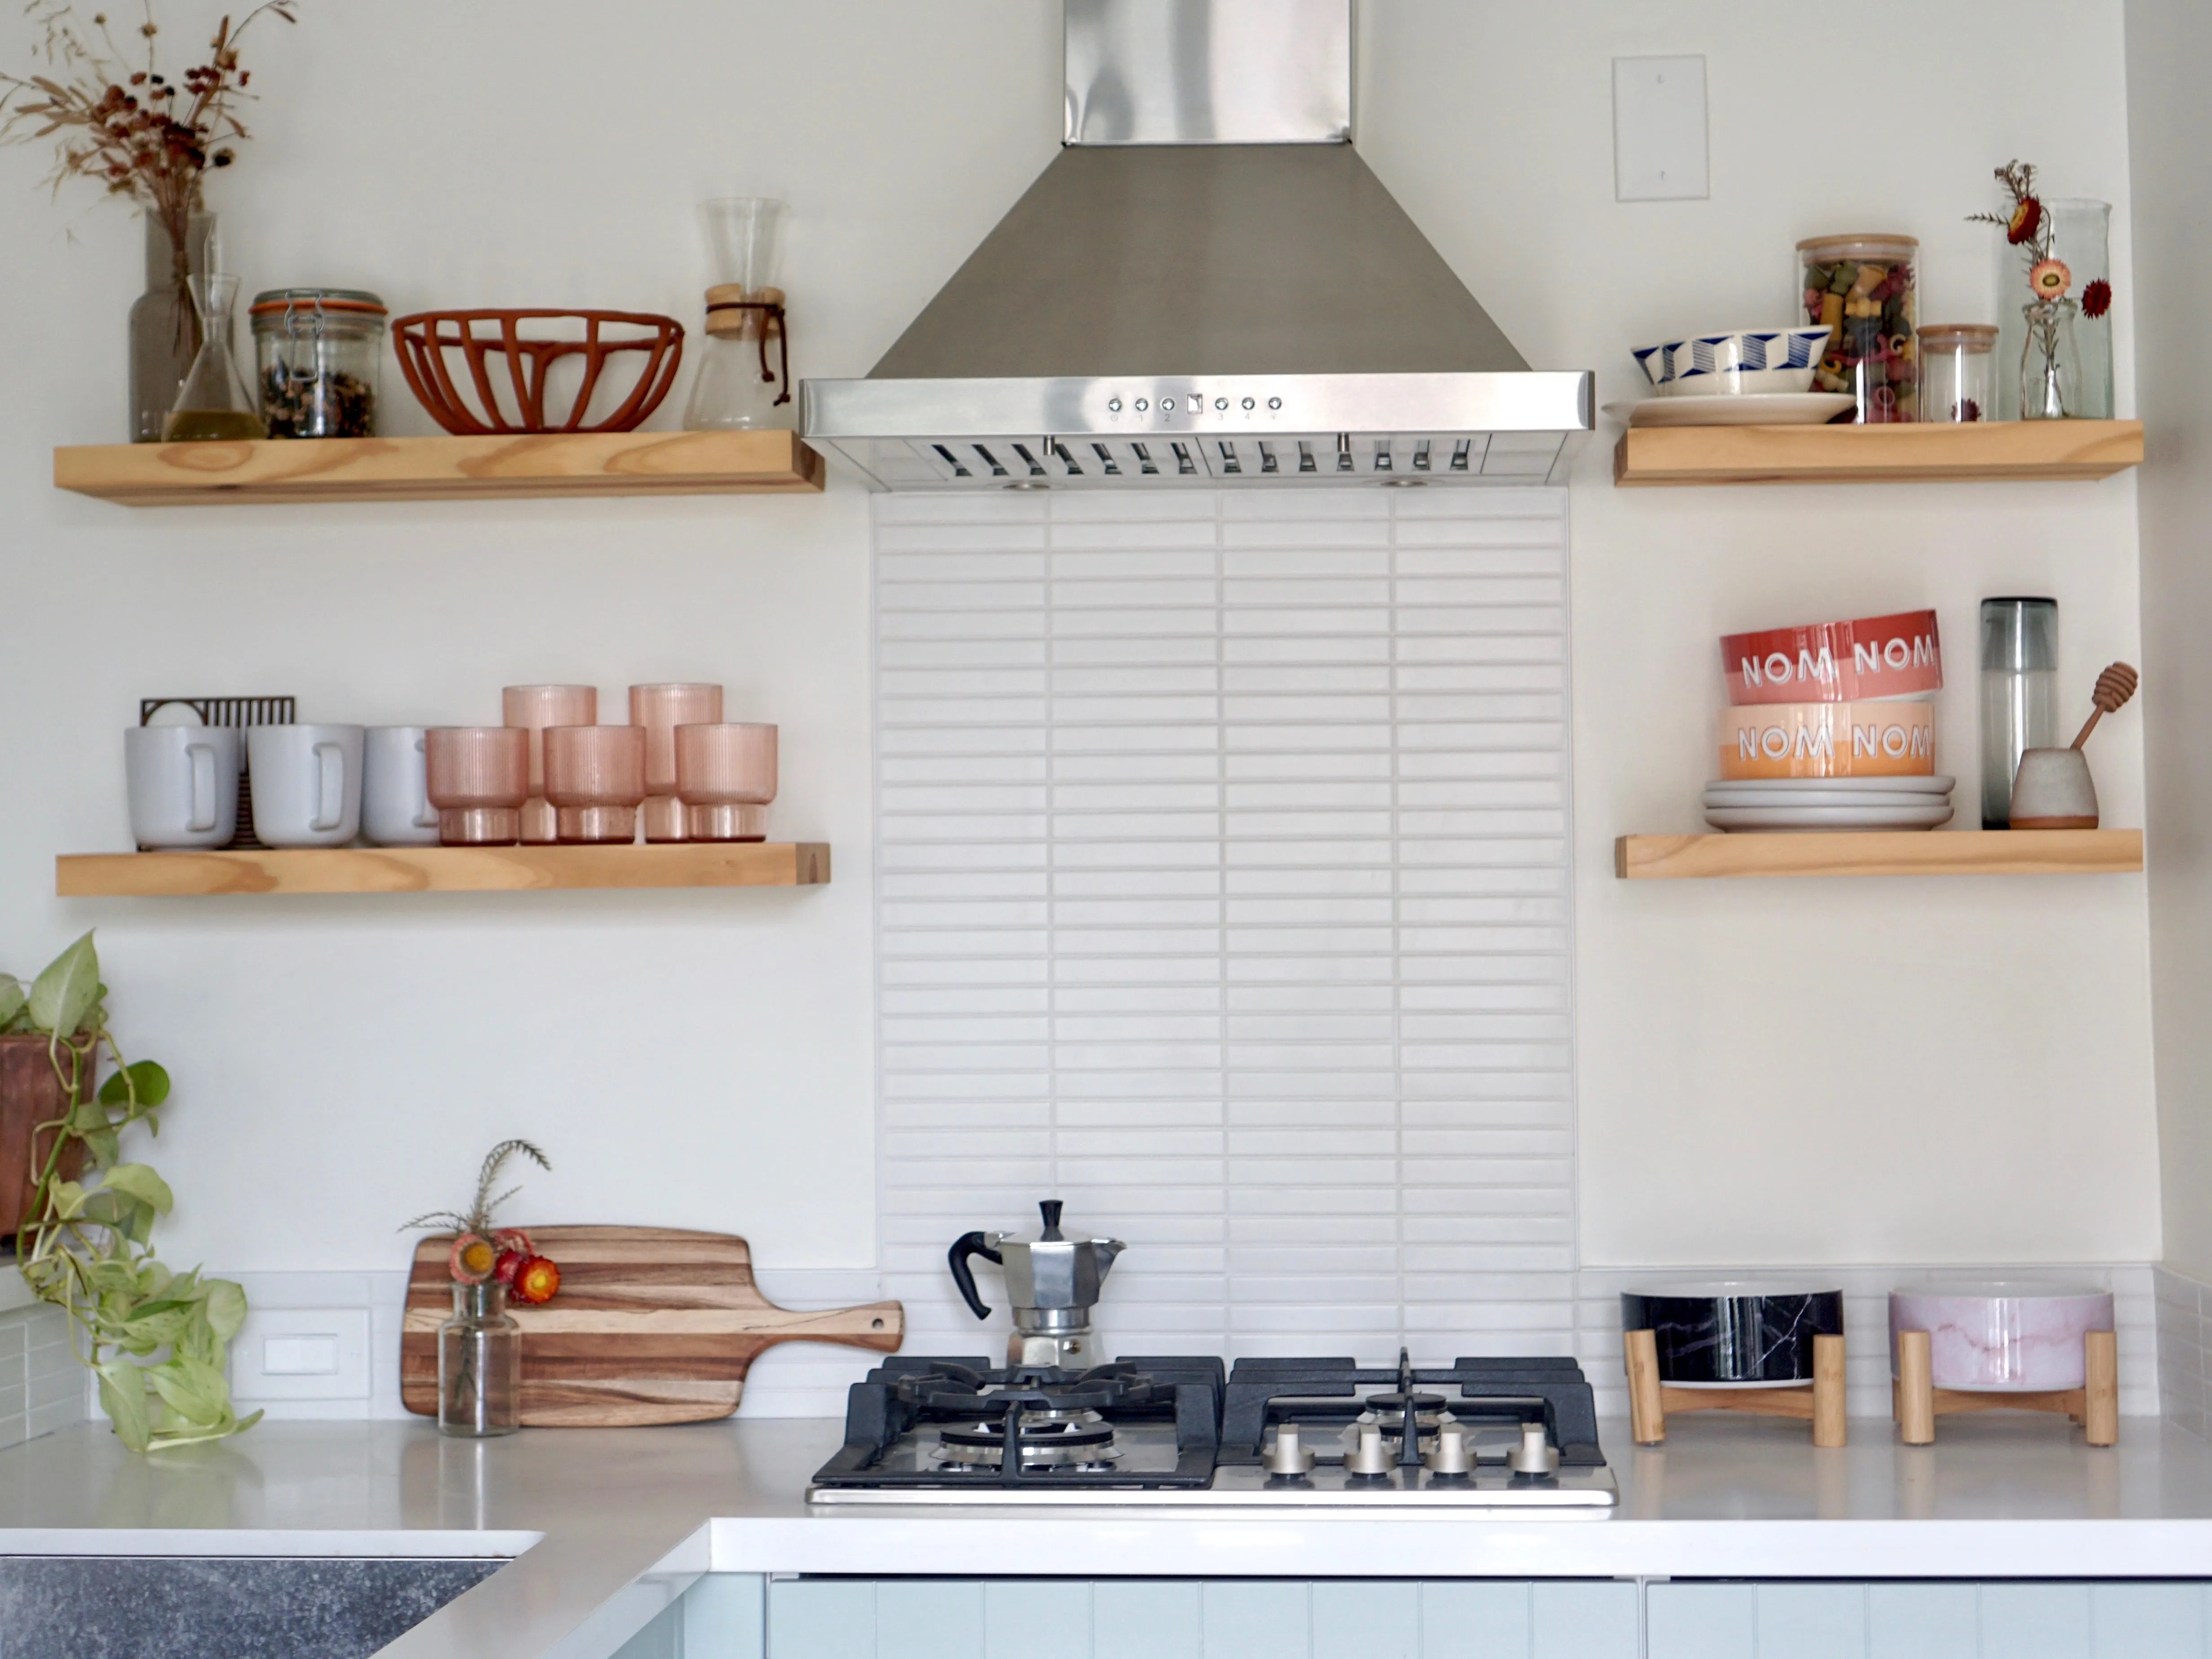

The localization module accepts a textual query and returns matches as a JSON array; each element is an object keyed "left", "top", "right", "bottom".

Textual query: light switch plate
[
  {"left": 229, "top": 1307, "right": 370, "bottom": 1401},
  {"left": 1613, "top": 56, "right": 1708, "bottom": 202}
]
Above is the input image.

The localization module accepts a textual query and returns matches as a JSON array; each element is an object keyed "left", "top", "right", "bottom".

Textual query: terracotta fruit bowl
[{"left": 392, "top": 309, "right": 686, "bottom": 435}]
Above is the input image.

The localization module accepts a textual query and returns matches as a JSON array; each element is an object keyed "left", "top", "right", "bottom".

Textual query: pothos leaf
[
  {"left": 99, "top": 1164, "right": 174, "bottom": 1215},
  {"left": 98, "top": 1061, "right": 170, "bottom": 1111},
  {"left": 201, "top": 1278, "right": 248, "bottom": 1344},
  {"left": 147, "top": 1354, "right": 229, "bottom": 1427},
  {"left": 0, "top": 974, "right": 24, "bottom": 1029},
  {"left": 96, "top": 1360, "right": 152, "bottom": 1452},
  {"left": 26, "top": 931, "right": 99, "bottom": 1038}
]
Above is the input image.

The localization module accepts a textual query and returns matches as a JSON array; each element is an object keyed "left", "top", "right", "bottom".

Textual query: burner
[{"left": 935, "top": 1408, "right": 1123, "bottom": 1471}]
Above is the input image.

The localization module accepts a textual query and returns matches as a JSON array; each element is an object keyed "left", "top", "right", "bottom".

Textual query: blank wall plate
[
  {"left": 1613, "top": 56, "right": 1708, "bottom": 202},
  {"left": 229, "top": 1308, "right": 370, "bottom": 1402}
]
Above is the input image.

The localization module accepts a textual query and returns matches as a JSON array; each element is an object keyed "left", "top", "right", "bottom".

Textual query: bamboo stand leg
[
  {"left": 1812, "top": 1333, "right": 1847, "bottom": 1448},
  {"left": 2084, "top": 1329, "right": 2119, "bottom": 1447},
  {"left": 1897, "top": 1328, "right": 1936, "bottom": 1444},
  {"left": 1625, "top": 1329, "right": 1666, "bottom": 1445}
]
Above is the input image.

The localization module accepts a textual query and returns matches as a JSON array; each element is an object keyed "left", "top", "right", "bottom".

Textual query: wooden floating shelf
[
  {"left": 53, "top": 428, "right": 825, "bottom": 505},
  {"left": 55, "top": 843, "right": 830, "bottom": 897},
  {"left": 1615, "top": 829, "right": 2142, "bottom": 880},
  {"left": 1613, "top": 418, "right": 2143, "bottom": 487}
]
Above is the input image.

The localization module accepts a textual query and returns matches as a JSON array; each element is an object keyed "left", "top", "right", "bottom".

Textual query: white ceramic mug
[
  {"left": 362, "top": 726, "right": 440, "bottom": 847},
  {"left": 124, "top": 725, "right": 240, "bottom": 849},
  {"left": 247, "top": 724, "right": 364, "bottom": 848}
]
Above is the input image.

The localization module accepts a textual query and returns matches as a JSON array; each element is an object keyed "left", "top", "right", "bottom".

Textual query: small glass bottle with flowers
[
  {"left": 1973, "top": 162, "right": 2116, "bottom": 420},
  {"left": 404, "top": 1140, "right": 562, "bottom": 1438}
]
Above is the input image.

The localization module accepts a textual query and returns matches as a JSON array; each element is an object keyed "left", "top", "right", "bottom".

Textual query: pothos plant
[{"left": 5, "top": 931, "right": 257, "bottom": 1451}]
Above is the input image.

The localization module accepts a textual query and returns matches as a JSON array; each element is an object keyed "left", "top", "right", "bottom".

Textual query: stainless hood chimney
[{"left": 801, "top": 0, "right": 1593, "bottom": 489}]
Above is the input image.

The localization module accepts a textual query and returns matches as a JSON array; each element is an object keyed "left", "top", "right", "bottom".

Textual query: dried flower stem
[{"left": 1, "top": 1, "right": 296, "bottom": 283}]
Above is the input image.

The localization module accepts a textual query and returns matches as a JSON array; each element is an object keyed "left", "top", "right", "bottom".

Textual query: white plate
[
  {"left": 1603, "top": 393, "right": 1858, "bottom": 428},
  {"left": 1706, "top": 774, "right": 1954, "bottom": 796},
  {"left": 1705, "top": 803, "right": 1955, "bottom": 831},
  {"left": 1703, "top": 790, "right": 1953, "bottom": 810}
]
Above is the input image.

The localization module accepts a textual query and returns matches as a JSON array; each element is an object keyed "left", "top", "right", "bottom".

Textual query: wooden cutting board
[{"left": 400, "top": 1225, "right": 903, "bottom": 1427}]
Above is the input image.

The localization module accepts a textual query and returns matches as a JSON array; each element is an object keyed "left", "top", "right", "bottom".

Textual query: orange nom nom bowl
[
  {"left": 391, "top": 310, "right": 685, "bottom": 434},
  {"left": 1720, "top": 700, "right": 1935, "bottom": 779}
]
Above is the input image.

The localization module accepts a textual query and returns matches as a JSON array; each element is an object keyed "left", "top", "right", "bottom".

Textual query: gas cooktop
[{"left": 807, "top": 1350, "right": 1618, "bottom": 1509}]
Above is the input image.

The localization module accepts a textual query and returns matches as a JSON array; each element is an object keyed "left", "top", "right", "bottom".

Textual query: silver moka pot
[{"left": 948, "top": 1199, "right": 1125, "bottom": 1369}]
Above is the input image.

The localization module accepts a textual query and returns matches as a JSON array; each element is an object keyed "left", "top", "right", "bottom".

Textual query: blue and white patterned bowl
[{"left": 1632, "top": 326, "right": 1833, "bottom": 396}]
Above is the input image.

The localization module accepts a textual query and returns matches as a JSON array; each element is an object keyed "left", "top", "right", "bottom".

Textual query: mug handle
[
  {"left": 187, "top": 742, "right": 217, "bottom": 833},
  {"left": 311, "top": 742, "right": 345, "bottom": 832},
  {"left": 410, "top": 734, "right": 438, "bottom": 829}
]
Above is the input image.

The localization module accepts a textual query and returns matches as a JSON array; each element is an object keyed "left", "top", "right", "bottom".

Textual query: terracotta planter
[{"left": 0, "top": 1033, "right": 90, "bottom": 1243}]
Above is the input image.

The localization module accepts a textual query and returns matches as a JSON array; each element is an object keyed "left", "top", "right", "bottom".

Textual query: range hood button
[
  {"left": 1268, "top": 397, "right": 1282, "bottom": 411},
  {"left": 1242, "top": 397, "right": 1256, "bottom": 411},
  {"left": 1134, "top": 399, "right": 1148, "bottom": 412},
  {"left": 1107, "top": 398, "right": 1122, "bottom": 412},
  {"left": 1163, "top": 398, "right": 1176, "bottom": 411}
]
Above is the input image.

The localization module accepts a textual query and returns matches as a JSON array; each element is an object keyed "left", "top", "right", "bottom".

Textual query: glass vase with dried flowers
[
  {"left": 1972, "top": 162, "right": 2115, "bottom": 420},
  {"left": 403, "top": 1140, "right": 564, "bottom": 1438},
  {"left": 1, "top": 2, "right": 296, "bottom": 440}
]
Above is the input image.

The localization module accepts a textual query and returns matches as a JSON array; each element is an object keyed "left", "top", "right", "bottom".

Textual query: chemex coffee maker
[{"left": 948, "top": 1200, "right": 1125, "bottom": 1368}]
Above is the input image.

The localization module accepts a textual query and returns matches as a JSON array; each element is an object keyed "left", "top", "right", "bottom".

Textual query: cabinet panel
[
  {"left": 685, "top": 1575, "right": 767, "bottom": 1659},
  {"left": 770, "top": 1580, "right": 877, "bottom": 1659},
  {"left": 1419, "top": 1582, "right": 1531, "bottom": 1659},
  {"left": 1096, "top": 1580, "right": 1203, "bottom": 1659},
  {"left": 1756, "top": 1583, "right": 1866, "bottom": 1659},
  {"left": 1205, "top": 1580, "right": 1310, "bottom": 1659},
  {"left": 1867, "top": 1583, "right": 1977, "bottom": 1659},
  {"left": 987, "top": 1581, "right": 1093, "bottom": 1659},
  {"left": 1529, "top": 1583, "right": 1638, "bottom": 1659},
  {"left": 1314, "top": 1580, "right": 1420, "bottom": 1659},
  {"left": 1982, "top": 1584, "right": 2093, "bottom": 1659},
  {"left": 2089, "top": 1583, "right": 2205, "bottom": 1658},
  {"left": 880, "top": 1581, "right": 986, "bottom": 1659},
  {"left": 1647, "top": 1583, "right": 1754, "bottom": 1659}
]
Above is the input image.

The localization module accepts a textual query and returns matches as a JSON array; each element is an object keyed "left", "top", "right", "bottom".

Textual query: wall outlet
[
  {"left": 1613, "top": 56, "right": 1708, "bottom": 202},
  {"left": 230, "top": 1308, "right": 370, "bottom": 1402}
]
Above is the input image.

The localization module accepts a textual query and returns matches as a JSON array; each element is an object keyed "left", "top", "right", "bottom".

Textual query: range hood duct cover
[{"left": 801, "top": 0, "right": 1591, "bottom": 489}]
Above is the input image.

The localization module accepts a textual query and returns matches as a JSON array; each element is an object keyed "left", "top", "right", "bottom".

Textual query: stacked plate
[{"left": 1703, "top": 775, "right": 1955, "bottom": 832}]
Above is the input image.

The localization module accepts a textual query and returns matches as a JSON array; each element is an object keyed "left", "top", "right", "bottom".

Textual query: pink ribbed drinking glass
[
  {"left": 502, "top": 684, "right": 596, "bottom": 845},
  {"left": 673, "top": 723, "right": 777, "bottom": 841},
  {"left": 628, "top": 683, "right": 723, "bottom": 842},
  {"left": 543, "top": 725, "right": 647, "bottom": 844},
  {"left": 425, "top": 727, "right": 530, "bottom": 845}
]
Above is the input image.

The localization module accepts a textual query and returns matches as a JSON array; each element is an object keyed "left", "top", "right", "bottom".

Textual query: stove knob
[
  {"left": 1507, "top": 1421, "right": 1560, "bottom": 1477},
  {"left": 1345, "top": 1420, "right": 1395, "bottom": 1477},
  {"left": 1264, "top": 1423, "right": 1317, "bottom": 1476},
  {"left": 1423, "top": 1422, "right": 1474, "bottom": 1476}
]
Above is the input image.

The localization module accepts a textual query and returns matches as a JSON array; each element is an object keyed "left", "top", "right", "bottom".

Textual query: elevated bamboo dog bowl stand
[
  {"left": 1624, "top": 1329, "right": 1847, "bottom": 1448},
  {"left": 1890, "top": 1327, "right": 2117, "bottom": 1446}
]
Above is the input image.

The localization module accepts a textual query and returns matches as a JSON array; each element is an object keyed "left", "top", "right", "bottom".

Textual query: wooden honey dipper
[{"left": 2070, "top": 662, "right": 2139, "bottom": 750}]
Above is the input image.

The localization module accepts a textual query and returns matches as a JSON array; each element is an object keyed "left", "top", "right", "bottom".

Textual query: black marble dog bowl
[{"left": 1619, "top": 1282, "right": 1845, "bottom": 1385}]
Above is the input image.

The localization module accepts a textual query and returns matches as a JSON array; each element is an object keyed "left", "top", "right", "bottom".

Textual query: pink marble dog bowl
[{"left": 1888, "top": 1282, "right": 2115, "bottom": 1391}]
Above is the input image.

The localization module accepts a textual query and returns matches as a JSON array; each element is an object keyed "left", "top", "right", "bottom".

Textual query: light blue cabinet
[
  {"left": 676, "top": 1574, "right": 2212, "bottom": 1659},
  {"left": 1645, "top": 1580, "right": 2212, "bottom": 1659},
  {"left": 744, "top": 1579, "right": 1637, "bottom": 1659}
]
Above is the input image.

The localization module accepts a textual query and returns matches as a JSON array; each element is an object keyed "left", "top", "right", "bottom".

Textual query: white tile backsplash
[{"left": 872, "top": 487, "right": 1581, "bottom": 1362}]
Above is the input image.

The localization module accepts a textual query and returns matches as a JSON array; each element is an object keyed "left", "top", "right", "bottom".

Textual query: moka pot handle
[{"left": 948, "top": 1231, "right": 1003, "bottom": 1320}]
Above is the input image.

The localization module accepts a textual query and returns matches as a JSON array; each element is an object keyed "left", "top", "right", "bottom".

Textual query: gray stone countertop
[{"left": 4, "top": 1413, "right": 2212, "bottom": 1659}]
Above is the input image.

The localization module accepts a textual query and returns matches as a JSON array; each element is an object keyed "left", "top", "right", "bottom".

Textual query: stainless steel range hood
[{"left": 800, "top": 0, "right": 1592, "bottom": 490}]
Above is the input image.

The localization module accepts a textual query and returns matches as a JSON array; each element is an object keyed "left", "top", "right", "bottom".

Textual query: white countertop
[{"left": 5, "top": 1413, "right": 2212, "bottom": 1659}]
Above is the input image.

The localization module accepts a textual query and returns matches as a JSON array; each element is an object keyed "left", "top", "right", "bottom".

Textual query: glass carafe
[
  {"left": 438, "top": 1282, "right": 521, "bottom": 1437},
  {"left": 164, "top": 274, "right": 268, "bottom": 442},
  {"left": 683, "top": 197, "right": 792, "bottom": 431}
]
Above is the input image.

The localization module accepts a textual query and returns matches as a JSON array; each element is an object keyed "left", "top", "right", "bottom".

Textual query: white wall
[
  {"left": 0, "top": 1, "right": 2158, "bottom": 1296},
  {"left": 2125, "top": 0, "right": 2212, "bottom": 1282},
  {"left": 1359, "top": 0, "right": 2154, "bottom": 1267}
]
